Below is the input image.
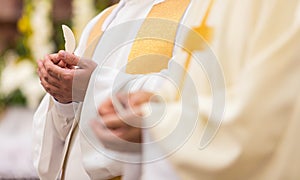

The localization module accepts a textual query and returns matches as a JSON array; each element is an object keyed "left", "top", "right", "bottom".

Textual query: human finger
[
  {"left": 44, "top": 55, "right": 74, "bottom": 80},
  {"left": 104, "top": 107, "right": 143, "bottom": 129},
  {"left": 98, "top": 98, "right": 116, "bottom": 116},
  {"left": 48, "top": 53, "right": 60, "bottom": 64},
  {"left": 57, "top": 60, "right": 67, "bottom": 68},
  {"left": 38, "top": 59, "right": 49, "bottom": 82},
  {"left": 116, "top": 94, "right": 130, "bottom": 109},
  {"left": 90, "top": 120, "right": 140, "bottom": 152},
  {"left": 40, "top": 75, "right": 71, "bottom": 103},
  {"left": 37, "top": 60, "right": 44, "bottom": 77},
  {"left": 101, "top": 114, "right": 128, "bottom": 129},
  {"left": 39, "top": 61, "right": 61, "bottom": 88},
  {"left": 58, "top": 50, "right": 79, "bottom": 67},
  {"left": 40, "top": 73, "right": 61, "bottom": 94}
]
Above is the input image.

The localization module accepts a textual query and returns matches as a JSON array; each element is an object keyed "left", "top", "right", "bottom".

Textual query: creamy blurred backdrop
[{"left": 0, "top": 0, "right": 118, "bottom": 178}]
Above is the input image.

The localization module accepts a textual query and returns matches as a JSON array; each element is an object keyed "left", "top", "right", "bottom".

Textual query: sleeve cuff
[{"left": 52, "top": 97, "right": 79, "bottom": 119}]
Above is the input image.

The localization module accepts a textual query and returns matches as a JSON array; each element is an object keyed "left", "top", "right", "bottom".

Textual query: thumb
[{"left": 58, "top": 50, "right": 79, "bottom": 66}]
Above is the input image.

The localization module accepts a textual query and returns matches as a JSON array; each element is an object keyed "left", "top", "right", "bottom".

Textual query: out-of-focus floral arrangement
[
  {"left": 0, "top": 0, "right": 54, "bottom": 110},
  {"left": 0, "top": 0, "right": 114, "bottom": 111}
]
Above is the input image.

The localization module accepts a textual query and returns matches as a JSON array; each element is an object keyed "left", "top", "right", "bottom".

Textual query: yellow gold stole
[
  {"left": 86, "top": 0, "right": 190, "bottom": 74},
  {"left": 176, "top": 0, "right": 215, "bottom": 100},
  {"left": 126, "top": 0, "right": 191, "bottom": 74},
  {"left": 83, "top": 4, "right": 118, "bottom": 59}
]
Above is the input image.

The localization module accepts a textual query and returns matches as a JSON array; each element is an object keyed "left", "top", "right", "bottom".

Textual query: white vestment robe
[{"left": 31, "top": 0, "right": 187, "bottom": 179}]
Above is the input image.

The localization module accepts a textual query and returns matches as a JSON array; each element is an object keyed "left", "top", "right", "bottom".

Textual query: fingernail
[
  {"left": 58, "top": 50, "right": 66, "bottom": 59},
  {"left": 63, "top": 52, "right": 67, "bottom": 60},
  {"left": 60, "top": 51, "right": 66, "bottom": 58}
]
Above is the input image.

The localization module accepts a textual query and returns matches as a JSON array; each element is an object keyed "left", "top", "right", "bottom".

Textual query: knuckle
[
  {"left": 42, "top": 74, "right": 48, "bottom": 81},
  {"left": 43, "top": 82, "right": 50, "bottom": 89},
  {"left": 46, "top": 67, "right": 51, "bottom": 74},
  {"left": 44, "top": 76, "right": 49, "bottom": 82},
  {"left": 40, "top": 80, "right": 46, "bottom": 86}
]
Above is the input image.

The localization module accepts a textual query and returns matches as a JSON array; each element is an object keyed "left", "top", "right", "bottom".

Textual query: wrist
[
  {"left": 52, "top": 97, "right": 79, "bottom": 118},
  {"left": 54, "top": 97, "right": 72, "bottom": 104}
]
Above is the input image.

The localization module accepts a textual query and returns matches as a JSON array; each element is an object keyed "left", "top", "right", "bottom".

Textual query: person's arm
[
  {"left": 32, "top": 94, "right": 78, "bottom": 179},
  {"left": 32, "top": 8, "right": 110, "bottom": 179}
]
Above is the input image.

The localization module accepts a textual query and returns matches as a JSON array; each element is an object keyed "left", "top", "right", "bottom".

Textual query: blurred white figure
[
  {"left": 91, "top": 0, "right": 300, "bottom": 179},
  {"left": 142, "top": 0, "right": 300, "bottom": 179}
]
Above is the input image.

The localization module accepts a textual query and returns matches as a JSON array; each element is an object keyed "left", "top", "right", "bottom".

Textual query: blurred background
[{"left": 0, "top": 0, "right": 118, "bottom": 178}]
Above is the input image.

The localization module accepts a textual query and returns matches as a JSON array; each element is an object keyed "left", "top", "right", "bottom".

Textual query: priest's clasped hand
[
  {"left": 91, "top": 91, "right": 154, "bottom": 152},
  {"left": 37, "top": 50, "right": 97, "bottom": 104}
]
